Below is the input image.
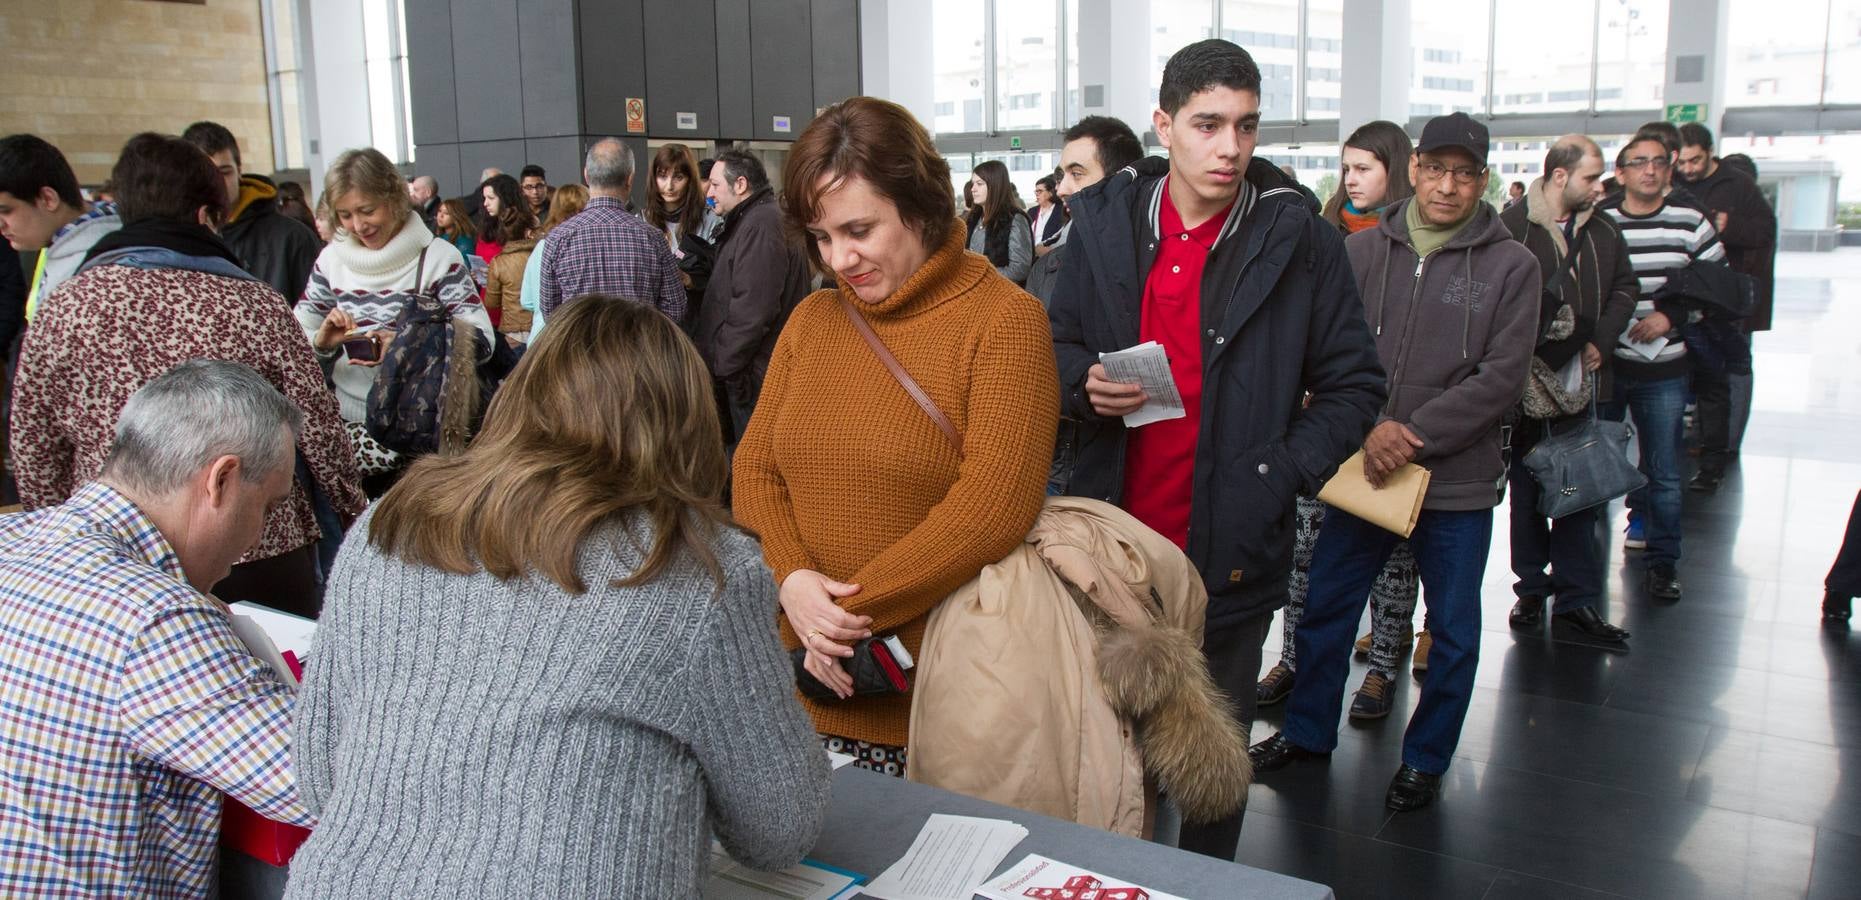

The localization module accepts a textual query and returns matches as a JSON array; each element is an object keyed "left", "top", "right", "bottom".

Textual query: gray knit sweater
[{"left": 283, "top": 510, "right": 829, "bottom": 898}]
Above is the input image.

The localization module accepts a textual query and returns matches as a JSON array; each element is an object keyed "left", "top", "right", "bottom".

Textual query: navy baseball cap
[{"left": 1417, "top": 112, "right": 1490, "bottom": 163}]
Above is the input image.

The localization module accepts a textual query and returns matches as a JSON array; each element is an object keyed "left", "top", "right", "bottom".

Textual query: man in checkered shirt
[
  {"left": 0, "top": 361, "right": 314, "bottom": 897},
  {"left": 536, "top": 137, "right": 688, "bottom": 323}
]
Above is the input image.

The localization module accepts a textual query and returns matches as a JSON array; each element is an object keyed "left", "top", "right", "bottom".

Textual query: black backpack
[{"left": 365, "top": 245, "right": 519, "bottom": 456}]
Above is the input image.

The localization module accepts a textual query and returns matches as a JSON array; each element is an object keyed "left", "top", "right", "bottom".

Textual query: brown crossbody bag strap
[{"left": 838, "top": 294, "right": 963, "bottom": 456}]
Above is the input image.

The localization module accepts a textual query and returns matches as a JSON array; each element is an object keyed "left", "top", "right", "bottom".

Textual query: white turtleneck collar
[{"left": 328, "top": 212, "right": 435, "bottom": 277}]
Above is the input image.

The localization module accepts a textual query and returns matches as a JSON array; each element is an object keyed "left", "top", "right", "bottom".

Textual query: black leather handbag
[{"left": 1521, "top": 391, "right": 1648, "bottom": 519}]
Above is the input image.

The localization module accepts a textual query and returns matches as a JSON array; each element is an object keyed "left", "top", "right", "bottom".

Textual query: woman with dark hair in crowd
[
  {"left": 1260, "top": 119, "right": 1424, "bottom": 722},
  {"left": 286, "top": 295, "right": 828, "bottom": 897},
  {"left": 965, "top": 160, "right": 1033, "bottom": 284},
  {"left": 1319, "top": 120, "right": 1415, "bottom": 234},
  {"left": 734, "top": 97, "right": 1057, "bottom": 773},
  {"left": 645, "top": 143, "right": 716, "bottom": 324},
  {"left": 475, "top": 173, "right": 535, "bottom": 266},
  {"left": 9, "top": 132, "right": 363, "bottom": 617},
  {"left": 433, "top": 198, "right": 478, "bottom": 258},
  {"left": 277, "top": 180, "right": 320, "bottom": 239},
  {"left": 646, "top": 143, "right": 705, "bottom": 252},
  {"left": 1028, "top": 174, "right": 1067, "bottom": 257}
]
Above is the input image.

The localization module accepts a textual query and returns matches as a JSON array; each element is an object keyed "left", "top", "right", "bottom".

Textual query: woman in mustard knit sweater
[{"left": 733, "top": 97, "right": 1060, "bottom": 773}]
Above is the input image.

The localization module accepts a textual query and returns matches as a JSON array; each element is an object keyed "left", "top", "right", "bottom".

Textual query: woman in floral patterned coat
[{"left": 10, "top": 133, "right": 363, "bottom": 617}]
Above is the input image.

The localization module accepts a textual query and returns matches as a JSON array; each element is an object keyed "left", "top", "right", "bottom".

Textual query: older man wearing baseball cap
[{"left": 1250, "top": 112, "right": 1542, "bottom": 812}]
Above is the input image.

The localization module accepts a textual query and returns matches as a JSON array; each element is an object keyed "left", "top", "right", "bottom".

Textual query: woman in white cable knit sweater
[
  {"left": 285, "top": 295, "right": 828, "bottom": 898},
  {"left": 293, "top": 148, "right": 493, "bottom": 431}
]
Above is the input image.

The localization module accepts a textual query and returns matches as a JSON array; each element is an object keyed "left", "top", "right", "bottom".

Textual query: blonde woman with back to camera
[
  {"left": 732, "top": 96, "right": 1059, "bottom": 773},
  {"left": 284, "top": 295, "right": 829, "bottom": 897}
]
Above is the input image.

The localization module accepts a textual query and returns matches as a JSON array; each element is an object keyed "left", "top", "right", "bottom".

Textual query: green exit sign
[
  {"left": 1665, "top": 103, "right": 1706, "bottom": 124},
  {"left": 1010, "top": 136, "right": 1022, "bottom": 150}
]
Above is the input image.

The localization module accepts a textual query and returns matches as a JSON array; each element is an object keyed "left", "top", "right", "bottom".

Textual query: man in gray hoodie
[
  {"left": 0, "top": 135, "right": 122, "bottom": 316},
  {"left": 1251, "top": 113, "right": 1540, "bottom": 813}
]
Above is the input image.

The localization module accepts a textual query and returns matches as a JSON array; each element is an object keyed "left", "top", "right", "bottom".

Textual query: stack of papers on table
[
  {"left": 974, "top": 855, "right": 1187, "bottom": 900},
  {"left": 861, "top": 814, "right": 1029, "bottom": 900}
]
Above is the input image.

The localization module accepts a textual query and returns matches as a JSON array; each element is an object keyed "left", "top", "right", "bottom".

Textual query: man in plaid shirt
[
  {"left": 0, "top": 361, "right": 314, "bottom": 898},
  {"left": 537, "top": 137, "right": 688, "bottom": 323}
]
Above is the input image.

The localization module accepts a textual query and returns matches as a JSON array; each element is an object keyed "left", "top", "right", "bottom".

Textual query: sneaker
[
  {"left": 1624, "top": 514, "right": 1647, "bottom": 550},
  {"left": 1256, "top": 662, "right": 1296, "bottom": 706},
  {"left": 1411, "top": 630, "right": 1433, "bottom": 673},
  {"left": 1348, "top": 671, "right": 1395, "bottom": 720},
  {"left": 1354, "top": 629, "right": 1412, "bottom": 659}
]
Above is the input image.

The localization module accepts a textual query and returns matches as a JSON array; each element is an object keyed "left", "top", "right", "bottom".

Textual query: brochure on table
[
  {"left": 704, "top": 843, "right": 863, "bottom": 900},
  {"left": 974, "top": 854, "right": 1186, "bottom": 900}
]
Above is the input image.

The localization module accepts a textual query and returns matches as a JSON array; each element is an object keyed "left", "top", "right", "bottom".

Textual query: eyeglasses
[
  {"left": 1416, "top": 160, "right": 1487, "bottom": 186},
  {"left": 1621, "top": 156, "right": 1672, "bottom": 171}
]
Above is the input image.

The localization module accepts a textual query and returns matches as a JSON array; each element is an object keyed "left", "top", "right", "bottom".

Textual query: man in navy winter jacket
[{"left": 1048, "top": 39, "right": 1384, "bottom": 858}]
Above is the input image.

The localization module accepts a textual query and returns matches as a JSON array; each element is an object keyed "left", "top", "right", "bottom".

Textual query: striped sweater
[
  {"left": 293, "top": 214, "right": 493, "bottom": 422},
  {"left": 1602, "top": 200, "right": 1725, "bottom": 378}
]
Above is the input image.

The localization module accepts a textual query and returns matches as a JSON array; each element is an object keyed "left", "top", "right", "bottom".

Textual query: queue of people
[{"left": 0, "top": 33, "right": 1806, "bottom": 899}]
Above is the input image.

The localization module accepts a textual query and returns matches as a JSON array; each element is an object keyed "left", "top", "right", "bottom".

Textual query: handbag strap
[
  {"left": 1547, "top": 234, "right": 1583, "bottom": 303},
  {"left": 838, "top": 294, "right": 963, "bottom": 456},
  {"left": 413, "top": 244, "right": 430, "bottom": 299}
]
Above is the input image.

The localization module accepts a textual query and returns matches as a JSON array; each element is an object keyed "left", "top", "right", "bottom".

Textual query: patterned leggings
[
  {"left": 1280, "top": 496, "right": 1425, "bottom": 678},
  {"left": 821, "top": 735, "right": 908, "bottom": 777}
]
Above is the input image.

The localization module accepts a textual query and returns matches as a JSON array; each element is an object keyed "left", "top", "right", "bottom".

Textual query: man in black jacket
[
  {"left": 1499, "top": 135, "right": 1639, "bottom": 649},
  {"left": 182, "top": 122, "right": 320, "bottom": 303},
  {"left": 1678, "top": 122, "right": 1776, "bottom": 486},
  {"left": 697, "top": 150, "right": 810, "bottom": 443},
  {"left": 1049, "top": 39, "right": 1384, "bottom": 858}
]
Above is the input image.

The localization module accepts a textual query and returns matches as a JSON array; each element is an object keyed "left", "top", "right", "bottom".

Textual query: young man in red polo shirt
[{"left": 1048, "top": 39, "right": 1386, "bottom": 858}]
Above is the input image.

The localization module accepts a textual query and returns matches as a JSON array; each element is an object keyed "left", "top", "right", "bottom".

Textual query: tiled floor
[{"left": 1227, "top": 250, "right": 1861, "bottom": 899}]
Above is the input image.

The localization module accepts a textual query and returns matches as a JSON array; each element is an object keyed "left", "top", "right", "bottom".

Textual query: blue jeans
[
  {"left": 1600, "top": 374, "right": 1686, "bottom": 567},
  {"left": 1283, "top": 506, "right": 1493, "bottom": 775}
]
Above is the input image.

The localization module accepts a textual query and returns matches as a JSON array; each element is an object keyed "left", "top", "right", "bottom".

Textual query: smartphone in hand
[{"left": 341, "top": 332, "right": 380, "bottom": 362}]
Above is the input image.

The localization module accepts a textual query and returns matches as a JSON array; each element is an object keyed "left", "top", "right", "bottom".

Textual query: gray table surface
[
  {"left": 813, "top": 766, "right": 1334, "bottom": 900},
  {"left": 222, "top": 767, "right": 1336, "bottom": 900}
]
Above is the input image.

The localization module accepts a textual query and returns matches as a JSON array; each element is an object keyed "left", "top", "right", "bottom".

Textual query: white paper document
[
  {"left": 1097, "top": 342, "right": 1186, "bottom": 428},
  {"left": 226, "top": 601, "right": 317, "bottom": 690},
  {"left": 1619, "top": 319, "right": 1670, "bottom": 362},
  {"left": 860, "top": 814, "right": 1028, "bottom": 900},
  {"left": 1558, "top": 354, "right": 1584, "bottom": 394},
  {"left": 228, "top": 601, "right": 317, "bottom": 659},
  {"left": 1624, "top": 334, "right": 1669, "bottom": 361},
  {"left": 973, "top": 854, "right": 1188, "bottom": 900},
  {"left": 703, "top": 844, "right": 860, "bottom": 900}
]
